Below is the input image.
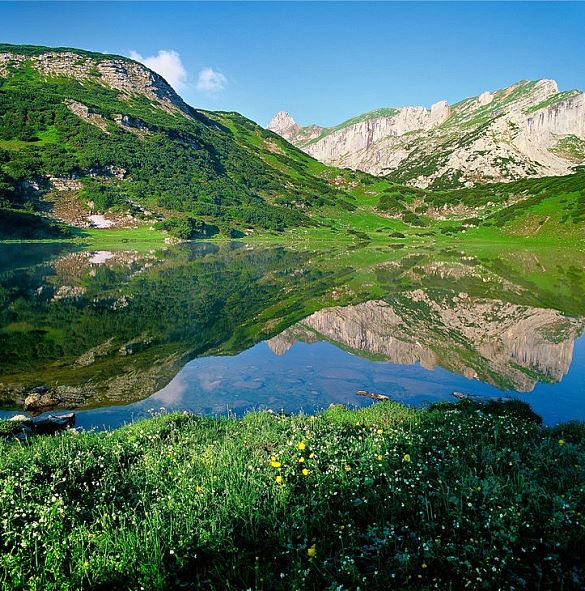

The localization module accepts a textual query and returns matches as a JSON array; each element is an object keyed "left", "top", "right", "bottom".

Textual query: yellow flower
[
  {"left": 275, "top": 475, "right": 283, "bottom": 484},
  {"left": 302, "top": 468, "right": 309, "bottom": 476},
  {"left": 271, "top": 455, "right": 277, "bottom": 461},
  {"left": 309, "top": 452, "right": 315, "bottom": 459},
  {"left": 195, "top": 485, "right": 203, "bottom": 494},
  {"left": 422, "top": 563, "right": 427, "bottom": 569},
  {"left": 377, "top": 429, "right": 383, "bottom": 435},
  {"left": 298, "top": 457, "right": 305, "bottom": 463},
  {"left": 377, "top": 454, "right": 383, "bottom": 461},
  {"left": 403, "top": 453, "right": 411, "bottom": 462},
  {"left": 559, "top": 439, "right": 566, "bottom": 446},
  {"left": 344, "top": 465, "right": 351, "bottom": 472},
  {"left": 297, "top": 441, "right": 306, "bottom": 451},
  {"left": 307, "top": 543, "right": 316, "bottom": 558},
  {"left": 83, "top": 561, "right": 89, "bottom": 569},
  {"left": 271, "top": 461, "right": 281, "bottom": 468}
]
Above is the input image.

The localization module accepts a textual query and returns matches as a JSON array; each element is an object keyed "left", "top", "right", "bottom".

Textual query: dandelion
[
  {"left": 403, "top": 453, "right": 411, "bottom": 462},
  {"left": 297, "top": 441, "right": 306, "bottom": 451},
  {"left": 559, "top": 439, "right": 566, "bottom": 446},
  {"left": 377, "top": 454, "right": 383, "bottom": 461},
  {"left": 195, "top": 486, "right": 203, "bottom": 494},
  {"left": 298, "top": 457, "right": 305, "bottom": 463},
  {"left": 275, "top": 475, "right": 283, "bottom": 484},
  {"left": 309, "top": 452, "right": 315, "bottom": 459},
  {"left": 302, "top": 468, "right": 309, "bottom": 476},
  {"left": 271, "top": 460, "right": 281, "bottom": 468},
  {"left": 307, "top": 543, "right": 316, "bottom": 558},
  {"left": 377, "top": 429, "right": 383, "bottom": 435},
  {"left": 83, "top": 561, "right": 89, "bottom": 569}
]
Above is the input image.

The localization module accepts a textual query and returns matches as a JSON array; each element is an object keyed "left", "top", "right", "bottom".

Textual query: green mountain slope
[{"left": 0, "top": 44, "right": 361, "bottom": 237}]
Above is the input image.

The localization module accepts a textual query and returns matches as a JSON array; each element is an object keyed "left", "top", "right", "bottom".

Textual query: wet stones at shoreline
[
  {"left": 24, "top": 385, "right": 87, "bottom": 413},
  {"left": 356, "top": 390, "right": 390, "bottom": 401},
  {"left": 3, "top": 412, "right": 76, "bottom": 439}
]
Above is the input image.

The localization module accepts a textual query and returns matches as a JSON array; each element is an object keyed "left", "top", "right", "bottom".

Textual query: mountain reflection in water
[{"left": 0, "top": 242, "right": 584, "bottom": 426}]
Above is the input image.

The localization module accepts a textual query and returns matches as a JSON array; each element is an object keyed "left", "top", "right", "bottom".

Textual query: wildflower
[
  {"left": 559, "top": 439, "right": 566, "bottom": 446},
  {"left": 83, "top": 561, "right": 89, "bottom": 569},
  {"left": 377, "top": 429, "right": 383, "bottom": 435},
  {"left": 309, "top": 452, "right": 315, "bottom": 459},
  {"left": 422, "top": 563, "right": 427, "bottom": 569},
  {"left": 298, "top": 457, "right": 305, "bottom": 463},
  {"left": 377, "top": 454, "right": 383, "bottom": 461},
  {"left": 344, "top": 465, "right": 351, "bottom": 472},
  {"left": 403, "top": 453, "right": 411, "bottom": 462},
  {"left": 302, "top": 468, "right": 309, "bottom": 476},
  {"left": 271, "top": 460, "right": 281, "bottom": 468},
  {"left": 275, "top": 475, "right": 283, "bottom": 484},
  {"left": 307, "top": 543, "right": 316, "bottom": 558},
  {"left": 297, "top": 441, "right": 306, "bottom": 451},
  {"left": 195, "top": 486, "right": 203, "bottom": 494}
]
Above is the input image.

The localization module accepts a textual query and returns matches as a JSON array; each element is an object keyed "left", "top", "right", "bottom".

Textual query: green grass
[{"left": 0, "top": 400, "right": 583, "bottom": 590}]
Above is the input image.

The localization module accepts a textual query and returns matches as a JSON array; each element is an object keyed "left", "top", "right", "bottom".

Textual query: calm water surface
[{"left": 1, "top": 241, "right": 584, "bottom": 427}]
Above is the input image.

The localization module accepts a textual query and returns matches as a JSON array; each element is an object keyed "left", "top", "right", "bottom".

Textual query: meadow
[{"left": 0, "top": 400, "right": 583, "bottom": 590}]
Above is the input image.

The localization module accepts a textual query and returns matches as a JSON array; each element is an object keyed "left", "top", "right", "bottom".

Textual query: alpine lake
[{"left": 1, "top": 240, "right": 585, "bottom": 429}]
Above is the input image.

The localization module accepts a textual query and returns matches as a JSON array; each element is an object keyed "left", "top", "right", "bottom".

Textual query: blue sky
[{"left": 1, "top": 2, "right": 584, "bottom": 127}]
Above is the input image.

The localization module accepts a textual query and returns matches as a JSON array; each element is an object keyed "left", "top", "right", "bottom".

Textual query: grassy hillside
[
  {"left": 0, "top": 400, "right": 583, "bottom": 590},
  {"left": 0, "top": 44, "right": 360, "bottom": 238}
]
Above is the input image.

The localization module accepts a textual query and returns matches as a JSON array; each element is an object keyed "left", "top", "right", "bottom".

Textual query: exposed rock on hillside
[{"left": 269, "top": 80, "right": 585, "bottom": 187}]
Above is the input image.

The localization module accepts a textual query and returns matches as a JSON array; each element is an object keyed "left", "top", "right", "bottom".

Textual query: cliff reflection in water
[{"left": 267, "top": 293, "right": 584, "bottom": 392}]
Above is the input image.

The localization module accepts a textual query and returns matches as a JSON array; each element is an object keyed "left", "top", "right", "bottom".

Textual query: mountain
[
  {"left": 0, "top": 44, "right": 359, "bottom": 237},
  {"left": 268, "top": 80, "right": 585, "bottom": 188}
]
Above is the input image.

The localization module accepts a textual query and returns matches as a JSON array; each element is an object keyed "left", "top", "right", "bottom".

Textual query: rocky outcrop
[
  {"left": 269, "top": 80, "right": 585, "bottom": 187},
  {"left": 267, "top": 112, "right": 300, "bottom": 139},
  {"left": 0, "top": 49, "right": 192, "bottom": 118},
  {"left": 267, "top": 112, "right": 323, "bottom": 145},
  {"left": 267, "top": 293, "right": 584, "bottom": 392},
  {"left": 66, "top": 100, "right": 110, "bottom": 133}
]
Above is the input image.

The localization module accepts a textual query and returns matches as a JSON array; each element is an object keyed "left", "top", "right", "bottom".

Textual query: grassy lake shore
[{"left": 0, "top": 400, "right": 584, "bottom": 590}]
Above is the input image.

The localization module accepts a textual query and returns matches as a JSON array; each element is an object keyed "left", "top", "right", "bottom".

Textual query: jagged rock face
[
  {"left": 267, "top": 112, "right": 323, "bottom": 144},
  {"left": 0, "top": 50, "right": 192, "bottom": 118},
  {"left": 268, "top": 80, "right": 585, "bottom": 187},
  {"left": 266, "top": 293, "right": 584, "bottom": 392},
  {"left": 267, "top": 112, "right": 300, "bottom": 138}
]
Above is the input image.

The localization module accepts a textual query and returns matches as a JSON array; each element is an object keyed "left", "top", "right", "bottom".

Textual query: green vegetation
[
  {"left": 153, "top": 216, "right": 218, "bottom": 240},
  {"left": 0, "top": 400, "right": 583, "bottom": 590},
  {"left": 0, "top": 45, "right": 361, "bottom": 237}
]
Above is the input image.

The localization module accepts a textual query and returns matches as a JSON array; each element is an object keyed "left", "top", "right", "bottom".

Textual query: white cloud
[
  {"left": 129, "top": 49, "right": 187, "bottom": 91},
  {"left": 196, "top": 67, "right": 228, "bottom": 93}
]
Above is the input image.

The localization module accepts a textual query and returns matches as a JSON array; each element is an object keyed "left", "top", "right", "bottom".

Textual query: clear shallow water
[
  {"left": 1, "top": 242, "right": 585, "bottom": 427},
  {"left": 50, "top": 336, "right": 585, "bottom": 429}
]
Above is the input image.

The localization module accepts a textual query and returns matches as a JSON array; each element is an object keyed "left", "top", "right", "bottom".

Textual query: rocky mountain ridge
[
  {"left": 268, "top": 80, "right": 585, "bottom": 188},
  {"left": 0, "top": 46, "right": 191, "bottom": 117}
]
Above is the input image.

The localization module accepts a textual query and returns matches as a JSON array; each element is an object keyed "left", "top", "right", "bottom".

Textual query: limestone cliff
[{"left": 268, "top": 80, "right": 585, "bottom": 187}]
